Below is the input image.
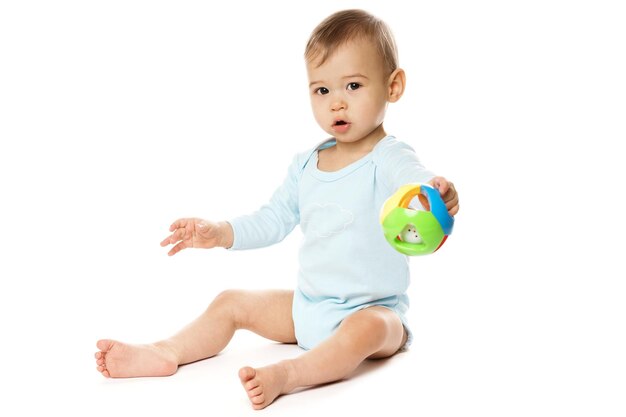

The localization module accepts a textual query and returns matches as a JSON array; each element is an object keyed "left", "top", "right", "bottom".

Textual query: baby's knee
[
  {"left": 212, "top": 289, "right": 240, "bottom": 305},
  {"left": 211, "top": 289, "right": 264, "bottom": 330},
  {"left": 209, "top": 289, "right": 244, "bottom": 316},
  {"left": 340, "top": 309, "right": 390, "bottom": 342}
]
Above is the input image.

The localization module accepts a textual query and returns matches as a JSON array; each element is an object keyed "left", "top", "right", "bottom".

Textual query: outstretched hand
[
  {"left": 160, "top": 218, "right": 231, "bottom": 256},
  {"left": 419, "top": 176, "right": 460, "bottom": 216}
]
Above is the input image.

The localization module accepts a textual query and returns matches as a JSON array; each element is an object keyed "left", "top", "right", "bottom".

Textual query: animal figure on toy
[{"left": 380, "top": 183, "right": 454, "bottom": 256}]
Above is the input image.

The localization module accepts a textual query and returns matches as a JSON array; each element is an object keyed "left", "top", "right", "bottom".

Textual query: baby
[{"left": 95, "top": 9, "right": 460, "bottom": 410}]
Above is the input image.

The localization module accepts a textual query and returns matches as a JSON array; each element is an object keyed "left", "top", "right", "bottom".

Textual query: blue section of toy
[{"left": 420, "top": 184, "right": 454, "bottom": 235}]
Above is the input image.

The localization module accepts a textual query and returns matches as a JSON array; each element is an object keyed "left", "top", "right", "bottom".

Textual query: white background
[{"left": 1, "top": 1, "right": 624, "bottom": 416}]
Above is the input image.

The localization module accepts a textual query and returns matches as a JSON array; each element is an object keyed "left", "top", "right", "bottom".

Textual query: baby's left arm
[{"left": 373, "top": 139, "right": 459, "bottom": 217}]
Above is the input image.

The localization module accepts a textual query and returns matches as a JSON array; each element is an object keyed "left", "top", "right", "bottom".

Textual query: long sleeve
[
  {"left": 228, "top": 152, "right": 305, "bottom": 250},
  {"left": 373, "top": 137, "right": 436, "bottom": 193}
]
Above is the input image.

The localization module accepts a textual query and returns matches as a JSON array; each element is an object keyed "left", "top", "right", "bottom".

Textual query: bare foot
[
  {"left": 238, "top": 363, "right": 293, "bottom": 410},
  {"left": 94, "top": 339, "right": 179, "bottom": 378}
]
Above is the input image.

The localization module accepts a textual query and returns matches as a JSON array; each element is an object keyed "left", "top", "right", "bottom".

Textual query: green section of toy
[{"left": 381, "top": 207, "right": 445, "bottom": 256}]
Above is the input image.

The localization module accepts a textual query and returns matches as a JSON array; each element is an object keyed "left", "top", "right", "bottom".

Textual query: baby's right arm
[
  {"left": 227, "top": 152, "right": 303, "bottom": 250},
  {"left": 160, "top": 218, "right": 234, "bottom": 256}
]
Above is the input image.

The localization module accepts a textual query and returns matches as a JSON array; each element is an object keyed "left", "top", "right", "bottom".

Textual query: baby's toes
[
  {"left": 247, "top": 386, "right": 263, "bottom": 398},
  {"left": 251, "top": 393, "right": 265, "bottom": 405},
  {"left": 96, "top": 364, "right": 109, "bottom": 377},
  {"left": 245, "top": 379, "right": 260, "bottom": 391},
  {"left": 239, "top": 366, "right": 256, "bottom": 382},
  {"left": 95, "top": 351, "right": 106, "bottom": 366}
]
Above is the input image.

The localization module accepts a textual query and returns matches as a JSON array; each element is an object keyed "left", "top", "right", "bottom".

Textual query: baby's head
[
  {"left": 305, "top": 10, "right": 405, "bottom": 144},
  {"left": 305, "top": 9, "right": 399, "bottom": 79}
]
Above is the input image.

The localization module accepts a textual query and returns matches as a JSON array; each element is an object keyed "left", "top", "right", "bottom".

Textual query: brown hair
[{"left": 305, "top": 9, "right": 399, "bottom": 76}]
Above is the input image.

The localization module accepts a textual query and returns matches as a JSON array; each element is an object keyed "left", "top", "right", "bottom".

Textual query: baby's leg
[
  {"left": 95, "top": 289, "right": 295, "bottom": 378},
  {"left": 238, "top": 306, "right": 406, "bottom": 409}
]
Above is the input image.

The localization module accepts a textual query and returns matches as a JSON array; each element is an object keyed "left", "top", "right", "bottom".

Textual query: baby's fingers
[
  {"left": 169, "top": 218, "right": 190, "bottom": 232},
  {"left": 446, "top": 196, "right": 460, "bottom": 216},
  {"left": 441, "top": 183, "right": 458, "bottom": 216},
  {"left": 168, "top": 241, "right": 189, "bottom": 256},
  {"left": 444, "top": 193, "right": 459, "bottom": 212},
  {"left": 161, "top": 228, "right": 188, "bottom": 246},
  {"left": 429, "top": 177, "right": 449, "bottom": 194},
  {"left": 160, "top": 235, "right": 173, "bottom": 247},
  {"left": 160, "top": 230, "right": 180, "bottom": 247}
]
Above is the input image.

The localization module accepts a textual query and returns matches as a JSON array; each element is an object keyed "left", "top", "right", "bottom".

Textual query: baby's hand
[
  {"left": 160, "top": 218, "right": 233, "bottom": 256},
  {"left": 420, "top": 177, "right": 459, "bottom": 216}
]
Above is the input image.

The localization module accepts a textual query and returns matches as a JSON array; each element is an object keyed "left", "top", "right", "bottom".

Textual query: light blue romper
[{"left": 229, "top": 136, "right": 434, "bottom": 350}]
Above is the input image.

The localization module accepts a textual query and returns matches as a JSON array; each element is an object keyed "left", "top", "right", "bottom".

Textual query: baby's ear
[{"left": 388, "top": 68, "right": 406, "bottom": 103}]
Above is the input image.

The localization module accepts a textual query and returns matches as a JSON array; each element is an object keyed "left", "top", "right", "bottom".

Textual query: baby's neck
[
  {"left": 318, "top": 126, "right": 387, "bottom": 172},
  {"left": 334, "top": 125, "right": 387, "bottom": 156}
]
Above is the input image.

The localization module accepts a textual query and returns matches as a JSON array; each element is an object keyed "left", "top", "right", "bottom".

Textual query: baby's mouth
[{"left": 332, "top": 119, "right": 351, "bottom": 133}]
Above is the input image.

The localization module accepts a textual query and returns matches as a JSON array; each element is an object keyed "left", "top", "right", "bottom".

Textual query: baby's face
[{"left": 306, "top": 39, "right": 392, "bottom": 146}]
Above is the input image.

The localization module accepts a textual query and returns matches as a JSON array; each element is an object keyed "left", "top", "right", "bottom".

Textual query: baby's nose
[{"left": 331, "top": 99, "right": 347, "bottom": 111}]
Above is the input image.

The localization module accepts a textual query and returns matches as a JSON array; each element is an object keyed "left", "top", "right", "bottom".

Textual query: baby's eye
[
  {"left": 347, "top": 82, "right": 361, "bottom": 91},
  {"left": 315, "top": 87, "right": 329, "bottom": 95}
]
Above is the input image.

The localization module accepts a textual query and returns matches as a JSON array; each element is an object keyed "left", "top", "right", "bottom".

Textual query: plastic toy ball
[{"left": 380, "top": 183, "right": 454, "bottom": 256}]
